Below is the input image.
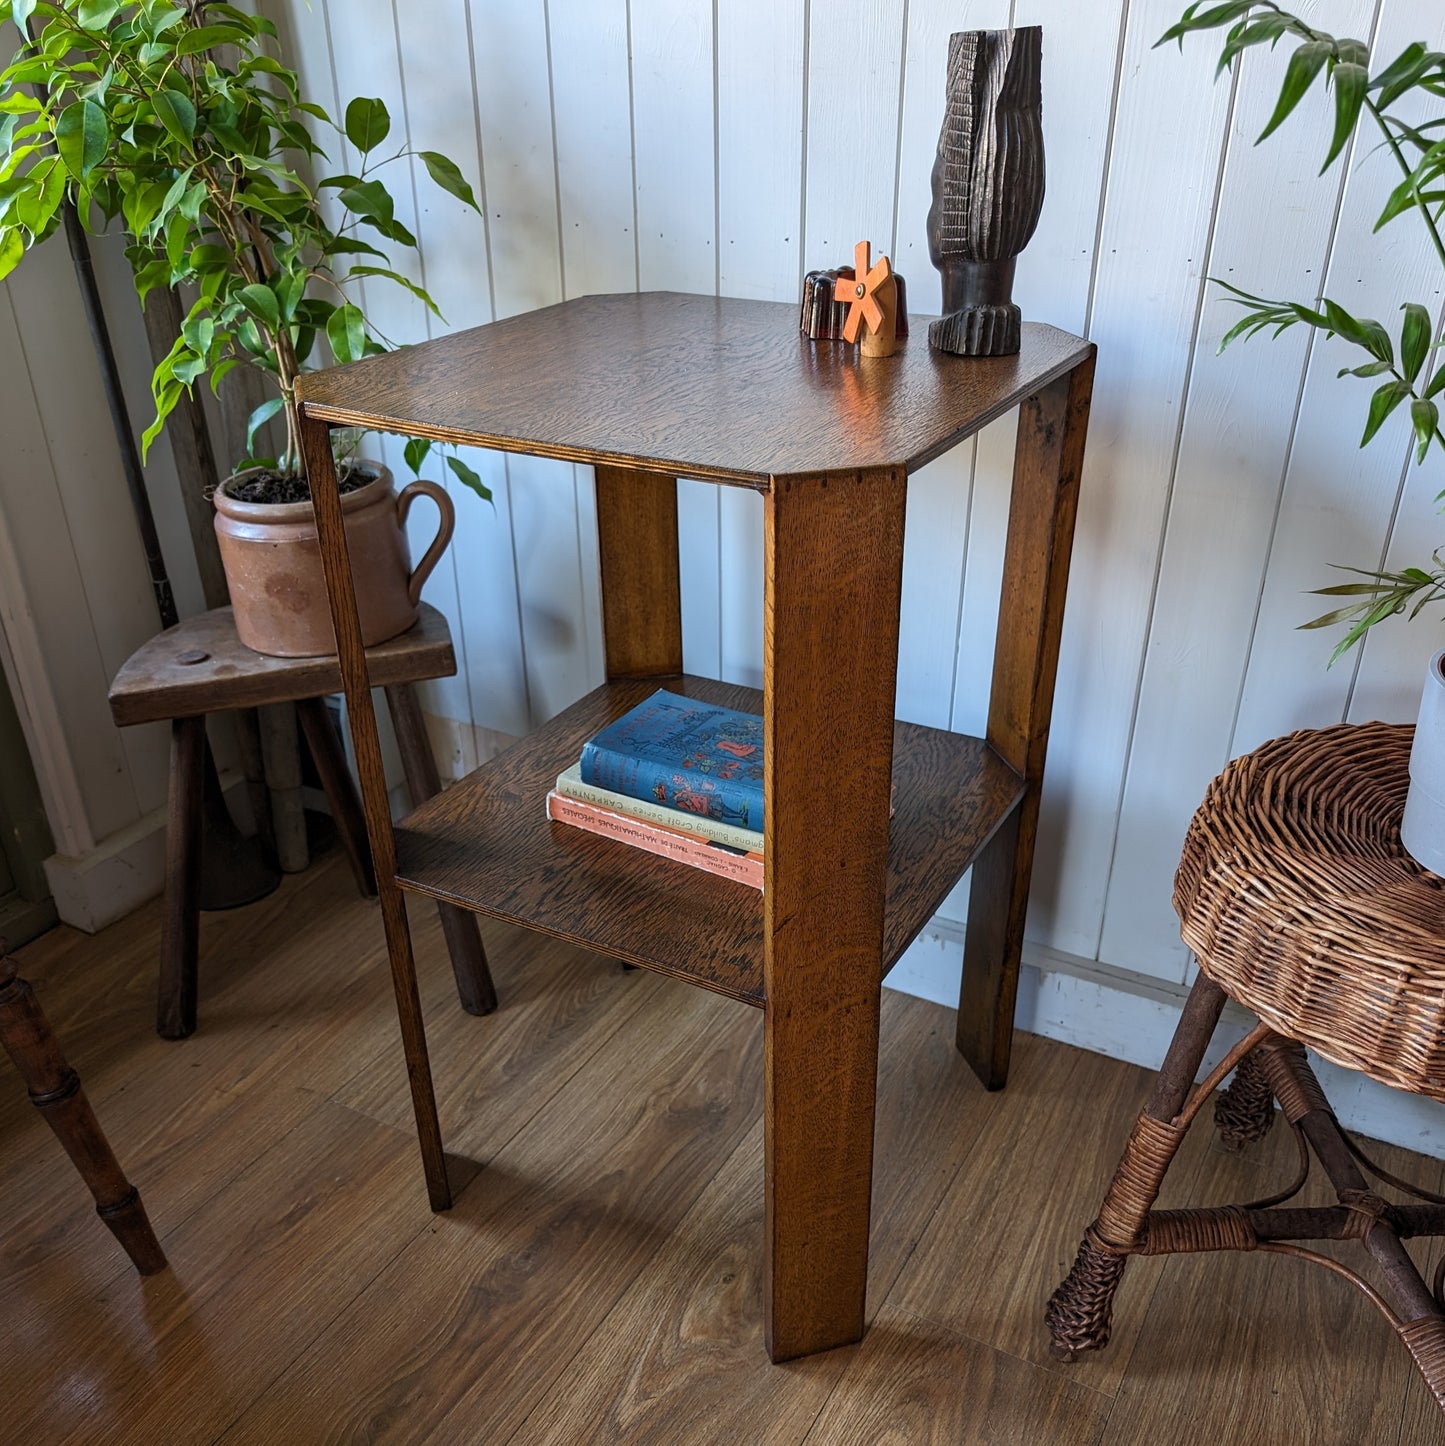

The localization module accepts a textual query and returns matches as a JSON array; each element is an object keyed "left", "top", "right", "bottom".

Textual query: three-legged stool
[
  {"left": 1047, "top": 722, "right": 1445, "bottom": 1416},
  {"left": 2, "top": 945, "right": 166, "bottom": 1274},
  {"left": 108, "top": 603, "right": 495, "bottom": 1038}
]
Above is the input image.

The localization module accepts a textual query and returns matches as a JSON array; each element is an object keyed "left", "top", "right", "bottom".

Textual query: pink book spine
[{"left": 546, "top": 791, "right": 763, "bottom": 890}]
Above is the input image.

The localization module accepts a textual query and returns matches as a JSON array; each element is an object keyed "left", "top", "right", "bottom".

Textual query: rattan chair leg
[
  {"left": 1046, "top": 974, "right": 1228, "bottom": 1361},
  {"left": 1214, "top": 1047, "right": 1276, "bottom": 1151}
]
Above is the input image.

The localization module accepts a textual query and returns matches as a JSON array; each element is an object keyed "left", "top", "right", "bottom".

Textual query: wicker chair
[{"left": 1046, "top": 721, "right": 1445, "bottom": 1415}]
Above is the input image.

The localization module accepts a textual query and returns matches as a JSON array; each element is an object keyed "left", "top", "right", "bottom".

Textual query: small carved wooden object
[
  {"left": 0, "top": 945, "right": 167, "bottom": 1274},
  {"left": 927, "top": 27, "right": 1045, "bottom": 357},
  {"left": 800, "top": 251, "right": 908, "bottom": 348}
]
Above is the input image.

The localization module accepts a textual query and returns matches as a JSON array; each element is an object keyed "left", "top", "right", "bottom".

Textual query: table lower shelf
[{"left": 393, "top": 674, "right": 1024, "bottom": 1006}]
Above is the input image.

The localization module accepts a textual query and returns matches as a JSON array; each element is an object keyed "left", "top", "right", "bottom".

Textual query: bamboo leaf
[
  {"left": 1258, "top": 38, "right": 1332, "bottom": 140},
  {"left": 1411, "top": 398, "right": 1439, "bottom": 463},
  {"left": 1361, "top": 379, "right": 1412, "bottom": 444},
  {"left": 1323, "top": 61, "right": 1368, "bottom": 171},
  {"left": 1401, "top": 302, "right": 1432, "bottom": 383}
]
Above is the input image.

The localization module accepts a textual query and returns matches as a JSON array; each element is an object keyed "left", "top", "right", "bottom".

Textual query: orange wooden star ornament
[{"left": 838, "top": 239, "right": 899, "bottom": 357}]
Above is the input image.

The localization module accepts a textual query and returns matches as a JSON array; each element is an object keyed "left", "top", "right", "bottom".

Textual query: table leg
[
  {"left": 762, "top": 465, "right": 906, "bottom": 1361},
  {"left": 296, "top": 696, "right": 377, "bottom": 898},
  {"left": 385, "top": 682, "right": 498, "bottom": 1016},
  {"left": 593, "top": 464, "right": 684, "bottom": 680},
  {"left": 300, "top": 412, "right": 451, "bottom": 1211},
  {"left": 2, "top": 953, "right": 167, "bottom": 1274},
  {"left": 159, "top": 715, "right": 205, "bottom": 1040},
  {"left": 958, "top": 354, "right": 1094, "bottom": 1090}
]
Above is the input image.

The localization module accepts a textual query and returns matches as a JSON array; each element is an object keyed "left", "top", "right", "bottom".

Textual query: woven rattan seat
[
  {"left": 1175, "top": 721, "right": 1445, "bottom": 1100},
  {"left": 1047, "top": 721, "right": 1445, "bottom": 1419}
]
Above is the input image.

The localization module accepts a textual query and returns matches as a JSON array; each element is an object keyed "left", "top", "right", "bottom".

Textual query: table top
[
  {"left": 109, "top": 603, "right": 456, "bottom": 726},
  {"left": 296, "top": 292, "right": 1093, "bottom": 489}
]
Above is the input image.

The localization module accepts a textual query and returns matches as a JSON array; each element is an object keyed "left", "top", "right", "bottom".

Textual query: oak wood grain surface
[
  {"left": 108, "top": 602, "right": 456, "bottom": 726},
  {"left": 391, "top": 673, "right": 1024, "bottom": 1004},
  {"left": 4, "top": 857, "right": 1440, "bottom": 1445},
  {"left": 295, "top": 292, "right": 1093, "bottom": 486}
]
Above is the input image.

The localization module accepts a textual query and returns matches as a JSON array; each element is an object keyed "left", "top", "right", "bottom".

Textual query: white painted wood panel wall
[{"left": 5, "top": 0, "right": 1445, "bottom": 1144}]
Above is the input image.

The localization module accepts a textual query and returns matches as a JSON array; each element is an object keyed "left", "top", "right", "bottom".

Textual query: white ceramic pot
[{"left": 1401, "top": 648, "right": 1445, "bottom": 875}]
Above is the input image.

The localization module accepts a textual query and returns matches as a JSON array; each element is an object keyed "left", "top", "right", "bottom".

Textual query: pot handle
[{"left": 395, "top": 480, "right": 456, "bottom": 608}]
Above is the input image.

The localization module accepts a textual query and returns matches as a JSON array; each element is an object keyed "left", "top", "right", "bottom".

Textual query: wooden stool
[
  {"left": 2, "top": 945, "right": 166, "bottom": 1274},
  {"left": 1047, "top": 722, "right": 1445, "bottom": 1417},
  {"left": 109, "top": 604, "right": 496, "bottom": 1039}
]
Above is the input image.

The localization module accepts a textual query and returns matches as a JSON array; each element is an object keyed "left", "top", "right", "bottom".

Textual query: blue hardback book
[{"left": 579, "top": 690, "right": 765, "bottom": 832}]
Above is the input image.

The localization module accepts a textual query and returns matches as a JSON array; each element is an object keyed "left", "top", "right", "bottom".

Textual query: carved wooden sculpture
[{"left": 927, "top": 27, "right": 1045, "bottom": 357}]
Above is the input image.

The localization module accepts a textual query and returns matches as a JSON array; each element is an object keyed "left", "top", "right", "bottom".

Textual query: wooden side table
[
  {"left": 108, "top": 604, "right": 496, "bottom": 1038},
  {"left": 295, "top": 292, "right": 1095, "bottom": 1361}
]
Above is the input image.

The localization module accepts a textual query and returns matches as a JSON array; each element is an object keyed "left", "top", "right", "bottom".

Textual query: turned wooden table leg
[
  {"left": 159, "top": 715, "right": 206, "bottom": 1040},
  {"left": 762, "top": 465, "right": 906, "bottom": 1361},
  {"left": 1, "top": 951, "right": 167, "bottom": 1274},
  {"left": 385, "top": 682, "right": 498, "bottom": 1016},
  {"left": 296, "top": 695, "right": 377, "bottom": 899},
  {"left": 958, "top": 354, "right": 1094, "bottom": 1089},
  {"left": 301, "top": 412, "right": 451, "bottom": 1211}
]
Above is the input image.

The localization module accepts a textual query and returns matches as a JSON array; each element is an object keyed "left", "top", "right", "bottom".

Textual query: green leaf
[
  {"left": 1338, "top": 360, "right": 1391, "bottom": 379},
  {"left": 181, "top": 314, "right": 214, "bottom": 357},
  {"left": 0, "top": 228, "right": 23, "bottom": 283},
  {"left": 245, "top": 397, "right": 284, "bottom": 454},
  {"left": 15, "top": 155, "right": 63, "bottom": 234},
  {"left": 1401, "top": 302, "right": 1432, "bottom": 384},
  {"left": 446, "top": 453, "right": 492, "bottom": 504},
  {"left": 76, "top": 0, "right": 122, "bottom": 27},
  {"left": 1425, "top": 360, "right": 1445, "bottom": 400},
  {"left": 237, "top": 282, "right": 280, "bottom": 330},
  {"left": 325, "top": 302, "right": 365, "bottom": 364},
  {"left": 344, "top": 264, "right": 443, "bottom": 318},
  {"left": 1411, "top": 398, "right": 1440, "bottom": 463},
  {"left": 344, "top": 96, "right": 390, "bottom": 153},
  {"left": 11, "top": 0, "right": 35, "bottom": 27},
  {"left": 1257, "top": 40, "right": 1332, "bottom": 143},
  {"left": 1323, "top": 61, "right": 1368, "bottom": 172},
  {"left": 151, "top": 89, "right": 197, "bottom": 147},
  {"left": 1370, "top": 42, "right": 1430, "bottom": 107},
  {"left": 1361, "top": 379, "right": 1412, "bottom": 445},
  {"left": 417, "top": 150, "right": 480, "bottom": 211},
  {"left": 337, "top": 179, "right": 393, "bottom": 223},
  {"left": 55, "top": 100, "right": 107, "bottom": 180},
  {"left": 174, "top": 24, "right": 250, "bottom": 56},
  {"left": 404, "top": 436, "right": 431, "bottom": 474}
]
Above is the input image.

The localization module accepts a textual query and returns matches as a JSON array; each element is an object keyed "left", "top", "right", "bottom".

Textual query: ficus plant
[
  {"left": 0, "top": 0, "right": 490, "bottom": 500},
  {"left": 1163, "top": 1, "right": 1445, "bottom": 660}
]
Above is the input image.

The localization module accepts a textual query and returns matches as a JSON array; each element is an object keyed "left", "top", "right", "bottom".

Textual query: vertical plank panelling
[
  {"left": 0, "top": 286, "right": 138, "bottom": 842},
  {"left": 470, "top": 0, "right": 589, "bottom": 726},
  {"left": 1015, "top": 0, "right": 1236, "bottom": 960},
  {"left": 1232, "top": 0, "right": 1445, "bottom": 756},
  {"left": 320, "top": 0, "right": 475, "bottom": 739},
  {"left": 892, "top": 0, "right": 1008, "bottom": 731},
  {"left": 802, "top": 0, "right": 907, "bottom": 276},
  {"left": 1100, "top": 0, "right": 1376, "bottom": 980},
  {"left": 630, "top": 0, "right": 721, "bottom": 680},
  {"left": 715, "top": 0, "right": 805, "bottom": 689},
  {"left": 950, "top": 0, "right": 1126, "bottom": 740},
  {"left": 394, "top": 0, "right": 531, "bottom": 746}
]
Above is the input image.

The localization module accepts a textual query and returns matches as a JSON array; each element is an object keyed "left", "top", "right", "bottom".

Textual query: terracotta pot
[{"left": 214, "top": 463, "right": 455, "bottom": 658}]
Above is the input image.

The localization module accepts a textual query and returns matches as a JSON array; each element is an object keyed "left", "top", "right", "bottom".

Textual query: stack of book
[{"left": 546, "top": 690, "right": 765, "bottom": 889}]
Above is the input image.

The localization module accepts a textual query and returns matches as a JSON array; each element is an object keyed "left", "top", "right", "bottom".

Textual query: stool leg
[
  {"left": 159, "top": 715, "right": 205, "bottom": 1040},
  {"left": 1046, "top": 974, "right": 1228, "bottom": 1361},
  {"left": 1213, "top": 1047, "right": 1276, "bottom": 1151},
  {"left": 1, "top": 959, "right": 166, "bottom": 1275},
  {"left": 296, "top": 697, "right": 377, "bottom": 898},
  {"left": 384, "top": 683, "right": 498, "bottom": 1016}
]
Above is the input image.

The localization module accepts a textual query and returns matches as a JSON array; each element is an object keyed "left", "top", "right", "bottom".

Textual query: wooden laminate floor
[{"left": 4, "top": 852, "right": 1442, "bottom": 1444}]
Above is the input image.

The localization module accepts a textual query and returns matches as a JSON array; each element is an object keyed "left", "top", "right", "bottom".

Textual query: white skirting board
[{"left": 888, "top": 918, "right": 1445, "bottom": 1163}]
